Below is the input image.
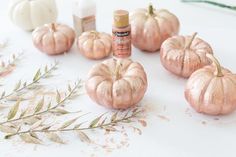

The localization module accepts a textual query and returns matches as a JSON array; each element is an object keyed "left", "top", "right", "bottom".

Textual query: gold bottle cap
[{"left": 113, "top": 10, "right": 129, "bottom": 28}]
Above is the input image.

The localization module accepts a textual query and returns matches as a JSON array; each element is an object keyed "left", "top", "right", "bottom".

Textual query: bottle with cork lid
[{"left": 112, "top": 10, "right": 131, "bottom": 58}]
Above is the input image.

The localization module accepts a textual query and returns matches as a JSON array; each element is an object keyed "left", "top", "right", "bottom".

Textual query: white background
[{"left": 1, "top": 0, "right": 236, "bottom": 157}]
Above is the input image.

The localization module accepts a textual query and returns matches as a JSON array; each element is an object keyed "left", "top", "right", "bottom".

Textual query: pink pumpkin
[
  {"left": 32, "top": 23, "right": 75, "bottom": 55},
  {"left": 77, "top": 31, "right": 112, "bottom": 60},
  {"left": 185, "top": 54, "right": 236, "bottom": 115},
  {"left": 130, "top": 4, "right": 180, "bottom": 52},
  {"left": 160, "top": 33, "right": 213, "bottom": 78},
  {"left": 86, "top": 58, "right": 148, "bottom": 109}
]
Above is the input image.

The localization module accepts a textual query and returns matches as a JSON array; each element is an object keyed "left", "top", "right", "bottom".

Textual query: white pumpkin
[{"left": 8, "top": 0, "right": 58, "bottom": 31}]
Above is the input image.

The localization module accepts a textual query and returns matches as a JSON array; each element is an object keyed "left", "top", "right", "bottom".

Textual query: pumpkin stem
[
  {"left": 115, "top": 61, "right": 122, "bottom": 80},
  {"left": 185, "top": 32, "right": 198, "bottom": 49},
  {"left": 51, "top": 23, "right": 56, "bottom": 32},
  {"left": 206, "top": 54, "right": 224, "bottom": 77},
  {"left": 90, "top": 31, "right": 98, "bottom": 39},
  {"left": 148, "top": 3, "right": 154, "bottom": 15}
]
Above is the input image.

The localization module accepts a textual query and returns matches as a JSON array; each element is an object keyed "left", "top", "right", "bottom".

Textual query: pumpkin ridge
[
  {"left": 123, "top": 75, "right": 146, "bottom": 86},
  {"left": 192, "top": 50, "right": 202, "bottom": 68},
  {"left": 152, "top": 16, "right": 162, "bottom": 43},
  {"left": 98, "top": 39, "right": 107, "bottom": 55},
  {"left": 35, "top": 29, "right": 48, "bottom": 46},
  {"left": 122, "top": 78, "right": 134, "bottom": 106},
  {"left": 10, "top": 0, "right": 24, "bottom": 21},
  {"left": 94, "top": 78, "right": 108, "bottom": 101},
  {"left": 220, "top": 77, "right": 225, "bottom": 114},
  {"left": 100, "top": 38, "right": 111, "bottom": 55},
  {"left": 52, "top": 32, "right": 57, "bottom": 53},
  {"left": 227, "top": 75, "right": 236, "bottom": 87},
  {"left": 28, "top": 2, "right": 34, "bottom": 29},
  {"left": 59, "top": 31, "right": 70, "bottom": 50},
  {"left": 198, "top": 76, "right": 214, "bottom": 113}
]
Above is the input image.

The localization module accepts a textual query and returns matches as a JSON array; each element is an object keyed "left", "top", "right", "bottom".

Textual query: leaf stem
[
  {"left": 0, "top": 61, "right": 58, "bottom": 101},
  {"left": 0, "top": 80, "right": 82, "bottom": 126},
  {"left": 5, "top": 110, "right": 140, "bottom": 138}
]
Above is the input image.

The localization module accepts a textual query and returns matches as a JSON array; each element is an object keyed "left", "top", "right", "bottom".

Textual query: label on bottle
[
  {"left": 112, "top": 30, "right": 131, "bottom": 58},
  {"left": 73, "top": 15, "right": 96, "bottom": 36},
  {"left": 82, "top": 15, "right": 96, "bottom": 32}
]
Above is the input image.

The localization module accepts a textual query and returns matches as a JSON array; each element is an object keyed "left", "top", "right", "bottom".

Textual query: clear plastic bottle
[{"left": 72, "top": 0, "right": 96, "bottom": 36}]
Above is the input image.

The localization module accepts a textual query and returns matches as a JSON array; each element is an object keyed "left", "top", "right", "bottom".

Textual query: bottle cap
[{"left": 113, "top": 10, "right": 129, "bottom": 27}]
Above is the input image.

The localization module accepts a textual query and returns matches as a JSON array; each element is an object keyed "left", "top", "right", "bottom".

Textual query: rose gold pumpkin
[
  {"left": 77, "top": 31, "right": 112, "bottom": 60},
  {"left": 160, "top": 33, "right": 213, "bottom": 78},
  {"left": 86, "top": 58, "right": 148, "bottom": 109},
  {"left": 185, "top": 54, "right": 236, "bottom": 115},
  {"left": 32, "top": 23, "right": 75, "bottom": 55},
  {"left": 130, "top": 4, "right": 180, "bottom": 52}
]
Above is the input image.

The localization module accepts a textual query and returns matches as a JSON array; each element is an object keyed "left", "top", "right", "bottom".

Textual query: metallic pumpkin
[
  {"left": 160, "top": 33, "right": 213, "bottom": 78},
  {"left": 86, "top": 58, "right": 147, "bottom": 109},
  {"left": 77, "top": 31, "right": 112, "bottom": 60},
  {"left": 130, "top": 4, "right": 179, "bottom": 52},
  {"left": 32, "top": 23, "right": 75, "bottom": 55},
  {"left": 185, "top": 54, "right": 236, "bottom": 115}
]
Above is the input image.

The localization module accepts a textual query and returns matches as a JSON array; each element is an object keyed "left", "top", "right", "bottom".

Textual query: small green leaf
[
  {"left": 89, "top": 113, "right": 105, "bottom": 128},
  {"left": 20, "top": 134, "right": 41, "bottom": 144},
  {"left": 33, "top": 69, "right": 41, "bottom": 82},
  {"left": 47, "top": 102, "right": 52, "bottom": 110},
  {"left": 77, "top": 131, "right": 91, "bottom": 143},
  {"left": 1, "top": 91, "right": 5, "bottom": 98},
  {"left": 56, "top": 90, "right": 61, "bottom": 103},
  {"left": 20, "top": 109, "right": 27, "bottom": 118},
  {"left": 44, "top": 65, "right": 48, "bottom": 73},
  {"left": 14, "top": 80, "right": 21, "bottom": 91},
  {"left": 23, "top": 82, "right": 27, "bottom": 87},
  {"left": 7, "top": 100, "right": 20, "bottom": 120},
  {"left": 100, "top": 117, "right": 107, "bottom": 125},
  {"left": 30, "top": 132, "right": 39, "bottom": 139},
  {"left": 45, "top": 132, "right": 65, "bottom": 144},
  {"left": 73, "top": 122, "right": 86, "bottom": 129},
  {"left": 59, "top": 117, "right": 78, "bottom": 129},
  {"left": 50, "top": 108, "right": 69, "bottom": 115},
  {"left": 68, "top": 84, "right": 72, "bottom": 92},
  {"left": 111, "top": 111, "right": 119, "bottom": 122},
  {"left": 0, "top": 125, "right": 16, "bottom": 133},
  {"left": 34, "top": 97, "right": 44, "bottom": 113}
]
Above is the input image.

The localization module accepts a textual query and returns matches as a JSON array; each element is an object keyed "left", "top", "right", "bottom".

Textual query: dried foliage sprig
[
  {"left": 0, "top": 61, "right": 58, "bottom": 101},
  {"left": 0, "top": 52, "right": 23, "bottom": 77},
  {"left": 0, "top": 80, "right": 82, "bottom": 126},
  {"left": 3, "top": 107, "right": 143, "bottom": 144},
  {"left": 182, "top": 0, "right": 236, "bottom": 11}
]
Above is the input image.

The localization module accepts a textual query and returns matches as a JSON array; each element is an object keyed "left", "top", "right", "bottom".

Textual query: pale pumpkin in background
[
  {"left": 86, "top": 58, "right": 147, "bottom": 109},
  {"left": 77, "top": 31, "right": 112, "bottom": 60},
  {"left": 8, "top": 0, "right": 57, "bottom": 31},
  {"left": 185, "top": 54, "right": 236, "bottom": 115},
  {"left": 130, "top": 4, "right": 179, "bottom": 52},
  {"left": 32, "top": 23, "right": 75, "bottom": 55},
  {"left": 160, "top": 33, "right": 213, "bottom": 78}
]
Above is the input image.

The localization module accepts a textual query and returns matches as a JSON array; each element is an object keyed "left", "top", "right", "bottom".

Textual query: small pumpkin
[
  {"left": 77, "top": 31, "right": 112, "bottom": 60},
  {"left": 32, "top": 23, "right": 75, "bottom": 55},
  {"left": 160, "top": 33, "right": 213, "bottom": 78},
  {"left": 86, "top": 58, "right": 147, "bottom": 109},
  {"left": 130, "top": 4, "right": 180, "bottom": 52},
  {"left": 185, "top": 54, "right": 236, "bottom": 115},
  {"left": 8, "top": 0, "right": 58, "bottom": 31}
]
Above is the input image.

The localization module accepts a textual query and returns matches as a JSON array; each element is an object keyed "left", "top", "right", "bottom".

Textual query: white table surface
[{"left": 1, "top": 0, "right": 236, "bottom": 157}]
